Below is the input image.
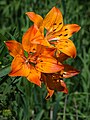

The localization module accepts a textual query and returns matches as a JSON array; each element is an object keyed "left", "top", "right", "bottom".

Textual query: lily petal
[
  {"left": 36, "top": 56, "right": 64, "bottom": 73},
  {"left": 22, "top": 25, "right": 51, "bottom": 48},
  {"left": 26, "top": 12, "right": 43, "bottom": 28},
  {"left": 48, "top": 24, "right": 81, "bottom": 41},
  {"left": 43, "top": 7, "right": 63, "bottom": 33},
  {"left": 45, "top": 87, "right": 54, "bottom": 100},
  {"left": 22, "top": 25, "right": 38, "bottom": 53},
  {"left": 27, "top": 66, "right": 41, "bottom": 87},
  {"left": 44, "top": 74, "right": 68, "bottom": 99},
  {"left": 46, "top": 75, "right": 68, "bottom": 93},
  {"left": 9, "top": 55, "right": 30, "bottom": 77},
  {"left": 56, "top": 39, "right": 76, "bottom": 58},
  {"left": 31, "top": 31, "right": 51, "bottom": 47},
  {"left": 62, "top": 64, "right": 80, "bottom": 78},
  {"left": 57, "top": 53, "right": 69, "bottom": 63},
  {"left": 5, "top": 40, "right": 24, "bottom": 57}
]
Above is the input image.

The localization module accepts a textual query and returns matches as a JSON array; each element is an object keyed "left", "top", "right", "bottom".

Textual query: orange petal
[
  {"left": 22, "top": 25, "right": 51, "bottom": 48},
  {"left": 45, "top": 87, "right": 54, "bottom": 100},
  {"left": 31, "top": 46, "right": 55, "bottom": 61},
  {"left": 31, "top": 31, "right": 51, "bottom": 47},
  {"left": 41, "top": 47, "right": 55, "bottom": 57},
  {"left": 36, "top": 56, "right": 64, "bottom": 73},
  {"left": 62, "top": 64, "right": 80, "bottom": 78},
  {"left": 22, "top": 25, "right": 38, "bottom": 52},
  {"left": 9, "top": 55, "right": 30, "bottom": 77},
  {"left": 27, "top": 66, "right": 41, "bottom": 87},
  {"left": 56, "top": 39, "right": 76, "bottom": 58},
  {"left": 36, "top": 46, "right": 55, "bottom": 57},
  {"left": 9, "top": 55, "right": 41, "bottom": 86},
  {"left": 48, "top": 24, "right": 81, "bottom": 41},
  {"left": 26, "top": 12, "right": 43, "bottom": 28},
  {"left": 5, "top": 40, "right": 24, "bottom": 57},
  {"left": 43, "top": 7, "right": 63, "bottom": 33}
]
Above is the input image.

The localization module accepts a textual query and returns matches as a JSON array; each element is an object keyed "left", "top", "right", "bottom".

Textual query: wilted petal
[
  {"left": 43, "top": 74, "right": 68, "bottom": 99},
  {"left": 45, "top": 87, "right": 54, "bottom": 100},
  {"left": 57, "top": 53, "right": 69, "bottom": 63},
  {"left": 62, "top": 64, "right": 80, "bottom": 78},
  {"left": 46, "top": 75, "right": 68, "bottom": 93},
  {"left": 5, "top": 40, "right": 24, "bottom": 57}
]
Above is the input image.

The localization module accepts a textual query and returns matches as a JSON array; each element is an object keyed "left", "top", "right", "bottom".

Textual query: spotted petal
[
  {"left": 36, "top": 56, "right": 64, "bottom": 73},
  {"left": 56, "top": 39, "right": 76, "bottom": 58},
  {"left": 47, "top": 24, "right": 81, "bottom": 41},
  {"left": 43, "top": 7, "right": 63, "bottom": 33}
]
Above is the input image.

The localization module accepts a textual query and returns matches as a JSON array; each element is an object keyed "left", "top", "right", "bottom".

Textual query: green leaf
[
  {"left": 6, "top": 32, "right": 16, "bottom": 40},
  {"left": 0, "top": 33, "right": 8, "bottom": 42},
  {"left": 35, "top": 110, "right": 44, "bottom": 120},
  {"left": 0, "top": 64, "right": 11, "bottom": 77}
]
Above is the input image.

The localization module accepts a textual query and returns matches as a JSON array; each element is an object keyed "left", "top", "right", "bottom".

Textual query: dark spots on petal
[
  {"left": 53, "top": 23, "right": 57, "bottom": 25},
  {"left": 59, "top": 34, "right": 62, "bottom": 37},
  {"left": 59, "top": 48, "right": 63, "bottom": 49},
  {"left": 53, "top": 28, "right": 56, "bottom": 31},
  {"left": 59, "top": 22, "right": 62, "bottom": 25},
  {"left": 65, "top": 41, "right": 68, "bottom": 43},
  {"left": 29, "top": 52, "right": 32, "bottom": 54},
  {"left": 41, "top": 65, "right": 43, "bottom": 68},
  {"left": 65, "top": 28, "right": 68, "bottom": 31},
  {"left": 40, "top": 60, "right": 43, "bottom": 62},
  {"left": 64, "top": 45, "right": 68, "bottom": 47},
  {"left": 33, "top": 48, "right": 36, "bottom": 50},
  {"left": 64, "top": 34, "right": 68, "bottom": 36}
]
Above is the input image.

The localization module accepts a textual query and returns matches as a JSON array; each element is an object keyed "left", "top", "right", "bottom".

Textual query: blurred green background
[{"left": 0, "top": 0, "right": 90, "bottom": 120}]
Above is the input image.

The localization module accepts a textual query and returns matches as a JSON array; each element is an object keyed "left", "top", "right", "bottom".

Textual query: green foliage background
[{"left": 0, "top": 0, "right": 90, "bottom": 120}]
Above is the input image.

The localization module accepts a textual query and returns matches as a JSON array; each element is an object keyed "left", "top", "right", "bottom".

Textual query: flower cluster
[{"left": 5, "top": 7, "right": 80, "bottom": 99}]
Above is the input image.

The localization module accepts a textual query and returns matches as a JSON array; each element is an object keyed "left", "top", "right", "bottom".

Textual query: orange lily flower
[
  {"left": 26, "top": 7, "right": 81, "bottom": 58},
  {"left": 5, "top": 7, "right": 80, "bottom": 100},
  {"left": 5, "top": 26, "right": 64, "bottom": 87}
]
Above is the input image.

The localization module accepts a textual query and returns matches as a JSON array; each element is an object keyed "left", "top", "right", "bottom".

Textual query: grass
[{"left": 0, "top": 0, "right": 90, "bottom": 120}]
